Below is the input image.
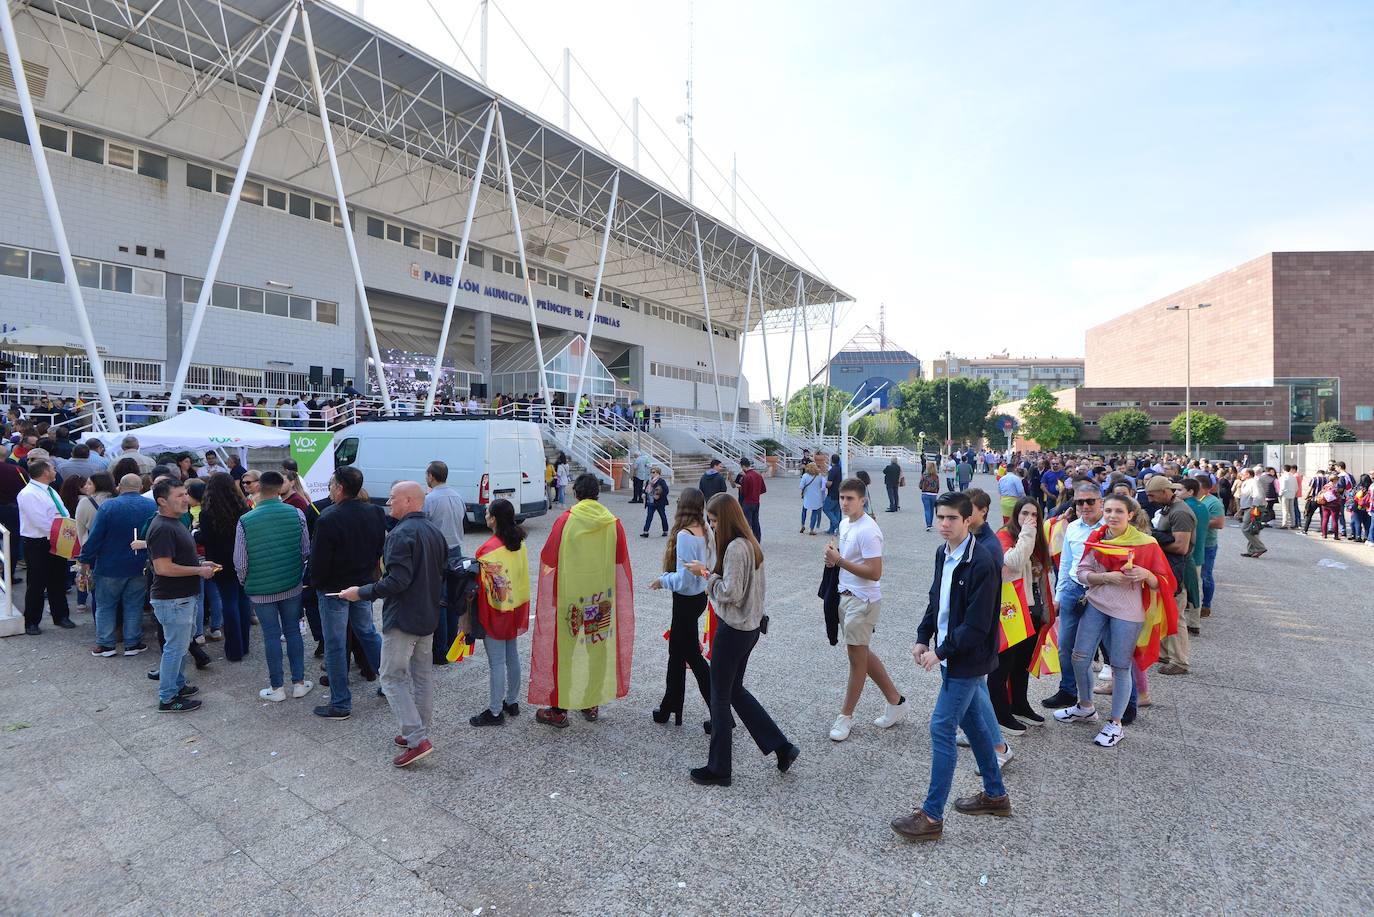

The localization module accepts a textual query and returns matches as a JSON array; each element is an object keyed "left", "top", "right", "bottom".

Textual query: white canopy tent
[{"left": 98, "top": 409, "right": 288, "bottom": 453}]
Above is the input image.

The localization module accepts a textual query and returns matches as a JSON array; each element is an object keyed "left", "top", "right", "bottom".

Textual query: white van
[{"left": 331, "top": 418, "right": 549, "bottom": 523}]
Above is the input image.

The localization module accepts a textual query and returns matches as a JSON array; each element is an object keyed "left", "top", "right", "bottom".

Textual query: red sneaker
[
  {"left": 392, "top": 739, "right": 433, "bottom": 768},
  {"left": 394, "top": 735, "right": 407, "bottom": 747}
]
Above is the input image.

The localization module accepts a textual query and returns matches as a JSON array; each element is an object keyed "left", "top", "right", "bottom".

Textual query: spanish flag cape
[
  {"left": 475, "top": 533, "right": 531, "bottom": 641},
  {"left": 527, "top": 499, "right": 635, "bottom": 709},
  {"left": 994, "top": 529, "right": 1033, "bottom": 652},
  {"left": 1044, "top": 513, "right": 1068, "bottom": 575},
  {"left": 1083, "top": 524, "right": 1179, "bottom": 670}
]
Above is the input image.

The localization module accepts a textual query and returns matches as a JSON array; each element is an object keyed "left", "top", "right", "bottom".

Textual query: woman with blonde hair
[
  {"left": 799, "top": 462, "right": 826, "bottom": 534},
  {"left": 648, "top": 487, "right": 713, "bottom": 726},
  {"left": 683, "top": 493, "right": 799, "bottom": 786}
]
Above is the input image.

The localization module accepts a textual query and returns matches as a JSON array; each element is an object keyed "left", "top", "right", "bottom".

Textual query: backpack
[{"left": 1318, "top": 484, "right": 1338, "bottom": 505}]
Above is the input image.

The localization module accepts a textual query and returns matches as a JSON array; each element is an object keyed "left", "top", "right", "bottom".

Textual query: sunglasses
[{"left": 1074, "top": 498, "right": 1099, "bottom": 506}]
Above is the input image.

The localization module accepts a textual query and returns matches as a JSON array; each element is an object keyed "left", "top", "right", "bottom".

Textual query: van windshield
[{"left": 334, "top": 437, "right": 358, "bottom": 467}]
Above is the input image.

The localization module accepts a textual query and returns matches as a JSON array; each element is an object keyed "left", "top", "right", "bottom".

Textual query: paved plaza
[{"left": 2, "top": 471, "right": 1371, "bottom": 916}]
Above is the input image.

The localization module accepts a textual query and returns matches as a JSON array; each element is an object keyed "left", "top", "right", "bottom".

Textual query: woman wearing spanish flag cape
[
  {"left": 468, "top": 498, "right": 531, "bottom": 728},
  {"left": 528, "top": 474, "right": 635, "bottom": 728},
  {"left": 1052, "top": 492, "right": 1177, "bottom": 748},
  {"left": 991, "top": 497, "right": 1054, "bottom": 732}
]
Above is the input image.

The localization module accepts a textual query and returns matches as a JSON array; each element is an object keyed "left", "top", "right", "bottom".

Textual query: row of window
[
  {"left": 0, "top": 110, "right": 169, "bottom": 180},
  {"left": 187, "top": 163, "right": 352, "bottom": 227},
  {"left": 181, "top": 277, "right": 337, "bottom": 325},
  {"left": 0, "top": 243, "right": 166, "bottom": 299},
  {"left": 1213, "top": 400, "right": 1273, "bottom": 407},
  {"left": 649, "top": 361, "right": 738, "bottom": 388}
]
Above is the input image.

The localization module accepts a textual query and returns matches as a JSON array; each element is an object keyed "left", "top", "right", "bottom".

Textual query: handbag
[
  {"left": 898, "top": 475, "right": 906, "bottom": 487},
  {"left": 44, "top": 487, "right": 80, "bottom": 559}
]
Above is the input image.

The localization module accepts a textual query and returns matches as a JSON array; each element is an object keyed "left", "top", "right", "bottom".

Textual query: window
[
  {"left": 107, "top": 143, "right": 135, "bottom": 170},
  {"left": 215, "top": 172, "right": 234, "bottom": 195},
  {"left": 265, "top": 292, "right": 290, "bottom": 317},
  {"left": 186, "top": 163, "right": 213, "bottom": 192},
  {"left": 0, "top": 245, "right": 28, "bottom": 278},
  {"left": 385, "top": 223, "right": 401, "bottom": 243},
  {"left": 403, "top": 228, "right": 420, "bottom": 249},
  {"left": 238, "top": 288, "right": 264, "bottom": 313},
  {"left": 71, "top": 131, "right": 104, "bottom": 164},
  {"left": 39, "top": 123, "right": 67, "bottom": 153},
  {"left": 491, "top": 255, "right": 505, "bottom": 274},
  {"left": 101, "top": 263, "right": 132, "bottom": 294},
  {"left": 468, "top": 246, "right": 484, "bottom": 268},
  {"left": 29, "top": 251, "right": 63, "bottom": 283},
  {"left": 313, "top": 200, "right": 332, "bottom": 223},
  {"left": 421, "top": 234, "right": 437, "bottom": 254},
  {"left": 183, "top": 278, "right": 202, "bottom": 303},
  {"left": 267, "top": 188, "right": 287, "bottom": 211},
  {"left": 557, "top": 275, "right": 568, "bottom": 292},
  {"left": 437, "top": 238, "right": 453, "bottom": 260},
  {"left": 1357, "top": 406, "right": 1373, "bottom": 422},
  {"left": 288, "top": 296, "right": 311, "bottom": 320},
  {"left": 315, "top": 300, "right": 337, "bottom": 324},
  {"left": 137, "top": 151, "right": 168, "bottom": 181},
  {"left": 241, "top": 180, "right": 264, "bottom": 205},
  {"left": 212, "top": 282, "right": 237, "bottom": 309},
  {"left": 289, "top": 193, "right": 311, "bottom": 219},
  {"left": 334, "top": 437, "right": 358, "bottom": 467},
  {"left": 0, "top": 109, "right": 26, "bottom": 144},
  {"left": 367, "top": 216, "right": 385, "bottom": 239},
  {"left": 133, "top": 269, "right": 164, "bottom": 299}
]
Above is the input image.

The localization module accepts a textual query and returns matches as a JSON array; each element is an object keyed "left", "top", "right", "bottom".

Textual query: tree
[
  {"left": 1098, "top": 408, "right": 1152, "bottom": 445},
  {"left": 1169, "top": 410, "right": 1227, "bottom": 447},
  {"left": 892, "top": 377, "right": 993, "bottom": 445},
  {"left": 1019, "top": 385, "right": 1079, "bottom": 450},
  {"left": 852, "top": 410, "right": 915, "bottom": 446},
  {"left": 1312, "top": 420, "right": 1357, "bottom": 443},
  {"left": 784, "top": 385, "right": 852, "bottom": 437}
]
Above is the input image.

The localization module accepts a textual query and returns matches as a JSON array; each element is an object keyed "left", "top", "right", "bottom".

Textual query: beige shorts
[{"left": 840, "top": 593, "right": 881, "bottom": 646}]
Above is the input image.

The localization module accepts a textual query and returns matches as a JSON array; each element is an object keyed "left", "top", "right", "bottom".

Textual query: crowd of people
[{"left": 6, "top": 405, "right": 1372, "bottom": 839}]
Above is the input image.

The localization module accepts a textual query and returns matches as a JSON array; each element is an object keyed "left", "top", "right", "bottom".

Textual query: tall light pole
[
  {"left": 943, "top": 351, "right": 956, "bottom": 453},
  {"left": 1166, "top": 303, "right": 1211, "bottom": 456}
]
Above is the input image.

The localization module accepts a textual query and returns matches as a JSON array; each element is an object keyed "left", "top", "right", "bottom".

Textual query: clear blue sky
[{"left": 355, "top": 1, "right": 1374, "bottom": 396}]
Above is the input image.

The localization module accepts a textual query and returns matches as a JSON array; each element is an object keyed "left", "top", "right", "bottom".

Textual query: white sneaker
[
  {"left": 873, "top": 697, "right": 909, "bottom": 729},
  {"left": 974, "top": 744, "right": 1015, "bottom": 776},
  {"left": 829, "top": 714, "right": 853, "bottom": 741},
  {"left": 956, "top": 731, "right": 971, "bottom": 748},
  {"left": 260, "top": 686, "right": 286, "bottom": 703},
  {"left": 291, "top": 680, "right": 314, "bottom": 699},
  {"left": 1093, "top": 721, "right": 1124, "bottom": 747},
  {"left": 1096, "top": 665, "right": 1112, "bottom": 681},
  {"left": 1053, "top": 704, "right": 1098, "bottom": 724}
]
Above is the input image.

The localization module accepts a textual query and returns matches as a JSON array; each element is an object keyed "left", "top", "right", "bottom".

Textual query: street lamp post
[
  {"left": 1166, "top": 303, "right": 1211, "bottom": 457},
  {"left": 943, "top": 350, "right": 955, "bottom": 453}
]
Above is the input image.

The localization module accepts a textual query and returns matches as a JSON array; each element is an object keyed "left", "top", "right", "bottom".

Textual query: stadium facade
[{"left": 0, "top": 0, "right": 848, "bottom": 425}]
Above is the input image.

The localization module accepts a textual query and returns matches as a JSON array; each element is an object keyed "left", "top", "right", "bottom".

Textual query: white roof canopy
[{"left": 100, "top": 409, "right": 290, "bottom": 452}]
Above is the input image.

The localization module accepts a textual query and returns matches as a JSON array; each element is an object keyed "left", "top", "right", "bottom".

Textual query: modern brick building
[{"left": 1077, "top": 251, "right": 1374, "bottom": 443}]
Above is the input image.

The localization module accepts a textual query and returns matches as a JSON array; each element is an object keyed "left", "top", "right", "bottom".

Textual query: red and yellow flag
[
  {"left": 445, "top": 630, "right": 473, "bottom": 663},
  {"left": 1084, "top": 524, "right": 1179, "bottom": 670},
  {"left": 663, "top": 603, "right": 718, "bottom": 659},
  {"left": 998, "top": 579, "right": 1033, "bottom": 652},
  {"left": 475, "top": 534, "right": 531, "bottom": 641},
  {"left": 1030, "top": 620, "right": 1060, "bottom": 677},
  {"left": 1044, "top": 514, "right": 1067, "bottom": 574}
]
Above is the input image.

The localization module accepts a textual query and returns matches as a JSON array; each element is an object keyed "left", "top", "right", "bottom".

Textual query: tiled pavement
[{"left": 2, "top": 472, "right": 1372, "bottom": 916}]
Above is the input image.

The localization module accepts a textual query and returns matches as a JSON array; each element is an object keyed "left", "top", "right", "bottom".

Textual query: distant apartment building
[{"left": 927, "top": 353, "right": 1084, "bottom": 402}]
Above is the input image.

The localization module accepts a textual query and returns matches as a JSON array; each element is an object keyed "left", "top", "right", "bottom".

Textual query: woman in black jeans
[
  {"left": 195, "top": 473, "right": 253, "bottom": 661},
  {"left": 683, "top": 494, "right": 800, "bottom": 786},
  {"left": 648, "top": 487, "right": 712, "bottom": 726}
]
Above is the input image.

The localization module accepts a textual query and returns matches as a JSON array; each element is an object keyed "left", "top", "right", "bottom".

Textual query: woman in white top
[
  {"left": 798, "top": 462, "right": 826, "bottom": 534},
  {"left": 941, "top": 455, "right": 958, "bottom": 492},
  {"left": 648, "top": 487, "right": 714, "bottom": 726}
]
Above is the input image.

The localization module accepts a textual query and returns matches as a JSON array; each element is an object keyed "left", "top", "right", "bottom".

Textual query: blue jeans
[
  {"left": 94, "top": 574, "right": 146, "bottom": 648},
  {"left": 800, "top": 507, "right": 821, "bottom": 530},
  {"left": 923, "top": 669, "right": 1007, "bottom": 820},
  {"left": 921, "top": 492, "right": 938, "bottom": 527},
  {"left": 151, "top": 596, "right": 196, "bottom": 704},
  {"left": 822, "top": 498, "right": 841, "bottom": 534},
  {"left": 1055, "top": 578, "right": 1087, "bottom": 696},
  {"left": 1072, "top": 603, "right": 1143, "bottom": 722},
  {"left": 254, "top": 594, "right": 305, "bottom": 689},
  {"left": 483, "top": 636, "right": 521, "bottom": 715},
  {"left": 743, "top": 503, "right": 761, "bottom": 541},
  {"left": 213, "top": 574, "right": 252, "bottom": 661},
  {"left": 1201, "top": 544, "right": 1217, "bottom": 608},
  {"left": 320, "top": 594, "right": 382, "bottom": 712}
]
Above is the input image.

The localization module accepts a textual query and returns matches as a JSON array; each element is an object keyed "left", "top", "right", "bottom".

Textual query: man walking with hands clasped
[
  {"left": 826, "top": 478, "right": 906, "bottom": 741},
  {"left": 892, "top": 491, "right": 1010, "bottom": 842}
]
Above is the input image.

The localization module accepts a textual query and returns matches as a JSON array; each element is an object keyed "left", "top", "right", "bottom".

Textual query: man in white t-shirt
[{"left": 824, "top": 476, "right": 907, "bottom": 741}]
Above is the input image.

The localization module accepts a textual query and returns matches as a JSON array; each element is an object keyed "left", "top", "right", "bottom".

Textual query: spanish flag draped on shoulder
[
  {"left": 528, "top": 498, "right": 635, "bottom": 710},
  {"left": 1083, "top": 524, "right": 1178, "bottom": 670}
]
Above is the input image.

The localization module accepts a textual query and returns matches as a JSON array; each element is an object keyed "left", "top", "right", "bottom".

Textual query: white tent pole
[
  {"left": 753, "top": 252, "right": 777, "bottom": 439},
  {"left": 496, "top": 107, "right": 554, "bottom": 421},
  {"left": 423, "top": 102, "right": 495, "bottom": 415},
  {"left": 167, "top": 3, "right": 299, "bottom": 416},
  {"left": 818, "top": 295, "right": 838, "bottom": 438},
  {"left": 566, "top": 169, "right": 620, "bottom": 450},
  {"left": 781, "top": 289, "right": 799, "bottom": 442},
  {"left": 691, "top": 217, "right": 727, "bottom": 443},
  {"left": 1, "top": 4, "right": 120, "bottom": 433},
  {"left": 301, "top": 5, "right": 392, "bottom": 416},
  {"left": 729, "top": 252, "right": 756, "bottom": 442},
  {"left": 798, "top": 275, "right": 815, "bottom": 439}
]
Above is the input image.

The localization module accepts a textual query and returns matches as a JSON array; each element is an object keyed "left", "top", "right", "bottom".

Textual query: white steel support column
[
  {"left": 562, "top": 48, "right": 571, "bottom": 131},
  {"left": 566, "top": 170, "right": 620, "bottom": 450},
  {"left": 781, "top": 295, "right": 799, "bottom": 440},
  {"left": 817, "top": 295, "right": 838, "bottom": 439},
  {"left": 423, "top": 103, "right": 496, "bottom": 415},
  {"left": 167, "top": 3, "right": 299, "bottom": 415},
  {"left": 729, "top": 253, "right": 756, "bottom": 441},
  {"left": 1, "top": 2, "right": 120, "bottom": 433},
  {"left": 691, "top": 217, "right": 727, "bottom": 441},
  {"left": 301, "top": 5, "right": 392, "bottom": 415},
  {"left": 479, "top": 0, "right": 489, "bottom": 84},
  {"left": 798, "top": 276, "right": 816, "bottom": 439},
  {"left": 631, "top": 98, "right": 640, "bottom": 171},
  {"left": 753, "top": 252, "right": 778, "bottom": 438},
  {"left": 496, "top": 108, "right": 554, "bottom": 420}
]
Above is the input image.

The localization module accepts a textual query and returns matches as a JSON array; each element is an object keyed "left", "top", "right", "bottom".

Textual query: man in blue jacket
[
  {"left": 892, "top": 491, "right": 1011, "bottom": 842},
  {"left": 79, "top": 473, "right": 156, "bottom": 657}
]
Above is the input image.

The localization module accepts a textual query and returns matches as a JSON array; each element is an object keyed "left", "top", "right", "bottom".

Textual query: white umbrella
[{"left": 0, "top": 325, "right": 107, "bottom": 358}]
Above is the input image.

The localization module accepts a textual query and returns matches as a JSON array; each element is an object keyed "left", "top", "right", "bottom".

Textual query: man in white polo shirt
[
  {"left": 17, "top": 457, "right": 75, "bottom": 635},
  {"left": 825, "top": 476, "right": 906, "bottom": 741}
]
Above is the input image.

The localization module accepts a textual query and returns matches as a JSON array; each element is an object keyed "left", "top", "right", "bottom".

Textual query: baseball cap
[{"left": 1145, "top": 475, "right": 1182, "bottom": 494}]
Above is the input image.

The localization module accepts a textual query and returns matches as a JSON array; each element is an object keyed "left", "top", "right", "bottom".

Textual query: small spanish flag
[
  {"left": 446, "top": 630, "right": 473, "bottom": 663},
  {"left": 702, "top": 606, "right": 717, "bottom": 660},
  {"left": 1030, "top": 621, "right": 1060, "bottom": 677},
  {"left": 997, "top": 580, "right": 1033, "bottom": 652}
]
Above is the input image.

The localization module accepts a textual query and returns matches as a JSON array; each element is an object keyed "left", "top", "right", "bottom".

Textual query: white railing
[{"left": 0, "top": 528, "right": 18, "bottom": 638}]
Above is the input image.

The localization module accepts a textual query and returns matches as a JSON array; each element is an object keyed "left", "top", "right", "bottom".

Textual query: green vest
[{"left": 240, "top": 498, "right": 304, "bottom": 596}]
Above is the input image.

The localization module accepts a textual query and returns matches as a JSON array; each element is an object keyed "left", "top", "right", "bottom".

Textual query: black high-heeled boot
[{"left": 651, "top": 707, "right": 682, "bottom": 725}]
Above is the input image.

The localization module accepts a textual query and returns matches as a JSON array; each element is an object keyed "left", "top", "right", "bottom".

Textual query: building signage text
[{"left": 410, "top": 263, "right": 620, "bottom": 328}]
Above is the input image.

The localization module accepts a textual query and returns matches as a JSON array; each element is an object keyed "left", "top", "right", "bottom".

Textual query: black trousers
[
  {"left": 886, "top": 483, "right": 900, "bottom": 510},
  {"left": 661, "top": 591, "right": 711, "bottom": 716},
  {"left": 742, "top": 503, "right": 761, "bottom": 541},
  {"left": 707, "top": 618, "right": 786, "bottom": 777},
  {"left": 22, "top": 536, "right": 70, "bottom": 626},
  {"left": 630, "top": 476, "right": 644, "bottom": 503},
  {"left": 990, "top": 611, "right": 1042, "bottom": 724}
]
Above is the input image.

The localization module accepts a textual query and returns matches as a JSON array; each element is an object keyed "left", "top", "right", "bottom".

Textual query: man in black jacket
[
  {"left": 339, "top": 480, "right": 447, "bottom": 767},
  {"left": 697, "top": 459, "right": 728, "bottom": 500},
  {"left": 883, "top": 458, "right": 902, "bottom": 513},
  {"left": 310, "top": 466, "right": 387, "bottom": 720},
  {"left": 892, "top": 491, "right": 1011, "bottom": 842}
]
